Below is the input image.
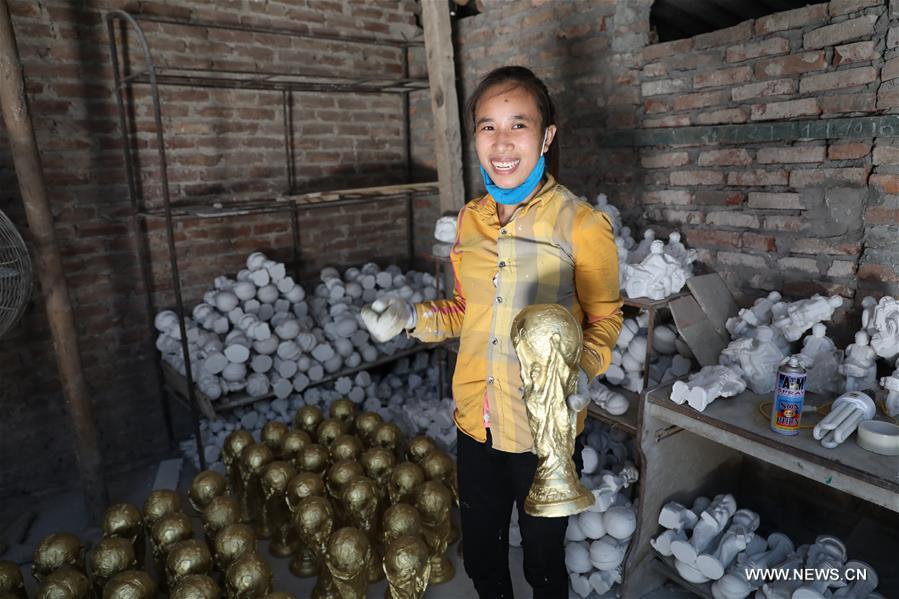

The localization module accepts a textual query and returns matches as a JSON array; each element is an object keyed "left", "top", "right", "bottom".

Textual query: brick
[
  {"left": 791, "top": 238, "right": 862, "bottom": 255},
  {"left": 670, "top": 170, "right": 725, "bottom": 186},
  {"left": 833, "top": 41, "right": 878, "bottom": 65},
  {"left": 741, "top": 232, "right": 777, "bottom": 252},
  {"left": 732, "top": 79, "right": 796, "bottom": 102},
  {"left": 727, "top": 169, "right": 789, "bottom": 186},
  {"left": 693, "top": 66, "right": 752, "bottom": 89},
  {"left": 718, "top": 251, "right": 768, "bottom": 269},
  {"left": 707, "top": 211, "right": 760, "bottom": 228},
  {"left": 643, "top": 62, "right": 668, "bottom": 78},
  {"left": 873, "top": 145, "right": 899, "bottom": 165},
  {"left": 828, "top": 142, "right": 871, "bottom": 160},
  {"left": 751, "top": 98, "right": 820, "bottom": 121},
  {"left": 643, "top": 115, "right": 691, "bottom": 128},
  {"left": 877, "top": 88, "right": 899, "bottom": 109},
  {"left": 673, "top": 90, "right": 728, "bottom": 111},
  {"left": 747, "top": 192, "right": 802, "bottom": 209},
  {"left": 642, "top": 78, "right": 690, "bottom": 96},
  {"left": 755, "top": 52, "right": 826, "bottom": 78},
  {"left": 641, "top": 152, "right": 690, "bottom": 169},
  {"left": 859, "top": 263, "right": 899, "bottom": 282},
  {"left": 694, "top": 108, "right": 750, "bottom": 125},
  {"left": 756, "top": 4, "right": 828, "bottom": 34},
  {"left": 800, "top": 67, "right": 878, "bottom": 94},
  {"left": 890, "top": 26, "right": 899, "bottom": 49},
  {"left": 869, "top": 174, "right": 899, "bottom": 193},
  {"left": 641, "top": 190, "right": 693, "bottom": 205},
  {"left": 694, "top": 21, "right": 753, "bottom": 49},
  {"left": 821, "top": 92, "right": 876, "bottom": 114},
  {"left": 756, "top": 146, "right": 826, "bottom": 164},
  {"left": 883, "top": 57, "right": 899, "bottom": 82},
  {"left": 644, "top": 98, "right": 671, "bottom": 114},
  {"left": 686, "top": 229, "right": 741, "bottom": 249},
  {"left": 803, "top": 15, "right": 878, "bottom": 50},
  {"left": 789, "top": 167, "right": 868, "bottom": 187},
  {"left": 864, "top": 206, "right": 899, "bottom": 224},
  {"left": 778, "top": 257, "right": 820, "bottom": 274},
  {"left": 693, "top": 190, "right": 746, "bottom": 206},
  {"left": 829, "top": 0, "right": 882, "bottom": 14},
  {"left": 726, "top": 37, "right": 789, "bottom": 63},
  {"left": 643, "top": 208, "right": 706, "bottom": 225},
  {"left": 698, "top": 149, "right": 752, "bottom": 166},
  {"left": 827, "top": 260, "right": 858, "bottom": 278},
  {"left": 644, "top": 38, "right": 693, "bottom": 61},
  {"left": 763, "top": 215, "right": 804, "bottom": 231}
]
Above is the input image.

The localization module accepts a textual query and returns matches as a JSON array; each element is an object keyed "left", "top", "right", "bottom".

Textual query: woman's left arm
[{"left": 572, "top": 209, "right": 624, "bottom": 380}]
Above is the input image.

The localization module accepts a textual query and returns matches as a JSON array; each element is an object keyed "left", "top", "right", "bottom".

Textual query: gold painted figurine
[
  {"left": 381, "top": 504, "right": 422, "bottom": 548},
  {"left": 149, "top": 512, "right": 193, "bottom": 590},
  {"left": 353, "top": 412, "right": 383, "bottom": 447},
  {"left": 88, "top": 537, "right": 137, "bottom": 597},
  {"left": 224, "top": 552, "right": 272, "bottom": 599},
  {"left": 325, "top": 460, "right": 363, "bottom": 524},
  {"left": 414, "top": 481, "right": 454, "bottom": 585},
  {"left": 188, "top": 470, "right": 228, "bottom": 515},
  {"left": 323, "top": 528, "right": 371, "bottom": 599},
  {"left": 284, "top": 473, "right": 326, "bottom": 578},
  {"left": 387, "top": 462, "right": 425, "bottom": 506},
  {"left": 510, "top": 304, "right": 594, "bottom": 517},
  {"left": 0, "top": 560, "right": 27, "bottom": 599},
  {"left": 405, "top": 436, "right": 436, "bottom": 464},
  {"left": 213, "top": 523, "right": 257, "bottom": 573},
  {"left": 35, "top": 567, "right": 89, "bottom": 599},
  {"left": 293, "top": 405, "right": 323, "bottom": 437},
  {"left": 329, "top": 434, "right": 363, "bottom": 463},
  {"left": 280, "top": 430, "right": 311, "bottom": 464},
  {"left": 260, "top": 461, "right": 299, "bottom": 558},
  {"left": 101, "top": 570, "right": 156, "bottom": 599},
  {"left": 341, "top": 476, "right": 383, "bottom": 582},
  {"left": 142, "top": 490, "right": 182, "bottom": 530},
  {"left": 165, "top": 539, "right": 212, "bottom": 588},
  {"left": 295, "top": 443, "right": 329, "bottom": 475},
  {"left": 315, "top": 418, "right": 347, "bottom": 448},
  {"left": 238, "top": 443, "right": 275, "bottom": 537},
  {"left": 32, "top": 533, "right": 85, "bottom": 581},
  {"left": 261, "top": 421, "right": 289, "bottom": 458},
  {"left": 329, "top": 398, "right": 356, "bottom": 426},
  {"left": 101, "top": 504, "right": 145, "bottom": 568},
  {"left": 383, "top": 535, "right": 431, "bottom": 599},
  {"left": 360, "top": 447, "right": 396, "bottom": 505},
  {"left": 420, "top": 449, "right": 460, "bottom": 544},
  {"left": 372, "top": 423, "right": 402, "bottom": 454},
  {"left": 201, "top": 495, "right": 241, "bottom": 549},
  {"left": 169, "top": 574, "right": 220, "bottom": 599},
  {"left": 293, "top": 496, "right": 334, "bottom": 585},
  {"left": 223, "top": 430, "right": 255, "bottom": 498}
]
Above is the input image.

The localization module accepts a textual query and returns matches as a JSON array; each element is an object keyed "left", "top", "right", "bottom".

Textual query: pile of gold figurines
[{"left": 0, "top": 399, "right": 458, "bottom": 599}]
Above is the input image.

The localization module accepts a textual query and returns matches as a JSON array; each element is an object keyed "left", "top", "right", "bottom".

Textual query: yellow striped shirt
[{"left": 411, "top": 175, "right": 623, "bottom": 453}]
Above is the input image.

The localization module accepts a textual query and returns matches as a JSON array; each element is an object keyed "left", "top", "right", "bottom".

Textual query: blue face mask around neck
[{"left": 479, "top": 130, "right": 549, "bottom": 206}]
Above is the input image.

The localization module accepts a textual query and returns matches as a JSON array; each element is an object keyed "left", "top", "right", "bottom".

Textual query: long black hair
[{"left": 465, "top": 66, "right": 560, "bottom": 179}]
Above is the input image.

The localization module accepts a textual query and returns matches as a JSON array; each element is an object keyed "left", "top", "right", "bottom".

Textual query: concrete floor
[{"left": 0, "top": 460, "right": 697, "bottom": 598}]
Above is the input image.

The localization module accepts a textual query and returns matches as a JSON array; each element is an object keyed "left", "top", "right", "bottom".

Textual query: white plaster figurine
[
  {"left": 839, "top": 331, "right": 878, "bottom": 392},
  {"left": 433, "top": 215, "right": 457, "bottom": 243},
  {"left": 771, "top": 294, "right": 844, "bottom": 342},
  {"left": 629, "top": 229, "right": 656, "bottom": 264},
  {"left": 867, "top": 296, "right": 899, "bottom": 361},
  {"left": 719, "top": 326, "right": 785, "bottom": 395},
  {"left": 593, "top": 193, "right": 622, "bottom": 234},
  {"left": 725, "top": 291, "right": 782, "bottom": 339},
  {"left": 664, "top": 232, "right": 697, "bottom": 275},
  {"left": 797, "top": 323, "right": 844, "bottom": 395},
  {"left": 651, "top": 496, "right": 710, "bottom": 558},
  {"left": 624, "top": 240, "right": 688, "bottom": 301},
  {"left": 812, "top": 391, "right": 876, "bottom": 449},
  {"left": 670, "top": 494, "right": 737, "bottom": 566},
  {"left": 588, "top": 380, "right": 629, "bottom": 416},
  {"left": 670, "top": 365, "right": 746, "bottom": 412},
  {"left": 880, "top": 357, "right": 899, "bottom": 417},
  {"left": 695, "top": 508, "right": 759, "bottom": 580}
]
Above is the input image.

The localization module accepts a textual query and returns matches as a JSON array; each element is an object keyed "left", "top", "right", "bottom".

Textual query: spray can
[{"left": 770, "top": 356, "right": 807, "bottom": 435}]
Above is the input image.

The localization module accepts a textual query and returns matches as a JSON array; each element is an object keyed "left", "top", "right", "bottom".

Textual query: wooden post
[
  {"left": 0, "top": 0, "right": 107, "bottom": 523},
  {"left": 421, "top": 0, "right": 465, "bottom": 213}
]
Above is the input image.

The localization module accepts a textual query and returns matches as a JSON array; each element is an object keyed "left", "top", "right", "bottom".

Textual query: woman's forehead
[{"left": 476, "top": 83, "right": 539, "bottom": 117}]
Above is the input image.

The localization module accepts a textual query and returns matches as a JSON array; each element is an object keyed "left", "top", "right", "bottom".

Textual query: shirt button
[
  {"left": 496, "top": 297, "right": 503, "bottom": 303},
  {"left": 500, "top": 228, "right": 507, "bottom": 235},
  {"left": 499, "top": 261, "right": 506, "bottom": 268},
  {"left": 487, "top": 376, "right": 494, "bottom": 384},
  {"left": 492, "top": 338, "right": 498, "bottom": 345}
]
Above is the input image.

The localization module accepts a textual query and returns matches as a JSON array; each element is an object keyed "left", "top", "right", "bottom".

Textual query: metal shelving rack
[{"left": 106, "top": 11, "right": 440, "bottom": 468}]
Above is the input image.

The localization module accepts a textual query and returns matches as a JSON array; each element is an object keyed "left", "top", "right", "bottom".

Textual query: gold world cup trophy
[
  {"left": 88, "top": 537, "right": 137, "bottom": 597},
  {"left": 188, "top": 471, "right": 228, "bottom": 515},
  {"left": 149, "top": 512, "right": 193, "bottom": 592},
  {"left": 330, "top": 434, "right": 364, "bottom": 463},
  {"left": 201, "top": 495, "right": 241, "bottom": 550},
  {"left": 213, "top": 523, "right": 257, "bottom": 574},
  {"left": 170, "top": 574, "right": 220, "bottom": 599},
  {"left": 0, "top": 560, "right": 27, "bottom": 599},
  {"left": 31, "top": 533, "right": 85, "bottom": 582},
  {"left": 341, "top": 476, "right": 383, "bottom": 583},
  {"left": 102, "top": 504, "right": 145, "bottom": 568},
  {"left": 261, "top": 422, "right": 290, "bottom": 459},
  {"left": 510, "top": 304, "right": 593, "bottom": 517},
  {"left": 238, "top": 443, "right": 275, "bottom": 537},
  {"left": 223, "top": 430, "right": 255, "bottom": 499},
  {"left": 387, "top": 462, "right": 425, "bottom": 506},
  {"left": 383, "top": 535, "right": 431, "bottom": 599},
  {"left": 101, "top": 570, "right": 156, "bottom": 599},
  {"left": 165, "top": 539, "right": 213, "bottom": 589},
  {"left": 329, "top": 398, "right": 357, "bottom": 428},
  {"left": 260, "top": 461, "right": 300, "bottom": 558},
  {"left": 224, "top": 552, "right": 272, "bottom": 599},
  {"left": 294, "top": 406, "right": 324, "bottom": 438},
  {"left": 280, "top": 430, "right": 311, "bottom": 464},
  {"left": 35, "top": 567, "right": 90, "bottom": 599},
  {"left": 293, "top": 497, "right": 336, "bottom": 599},
  {"left": 323, "top": 528, "right": 372, "bottom": 599},
  {"left": 285, "top": 473, "right": 327, "bottom": 578},
  {"left": 353, "top": 412, "right": 384, "bottom": 448}
]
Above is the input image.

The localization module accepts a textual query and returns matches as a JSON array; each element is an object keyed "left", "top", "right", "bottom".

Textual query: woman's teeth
[{"left": 492, "top": 160, "right": 519, "bottom": 172}]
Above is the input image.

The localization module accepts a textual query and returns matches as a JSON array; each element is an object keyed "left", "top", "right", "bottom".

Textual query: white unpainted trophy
[
  {"left": 840, "top": 331, "right": 878, "bottom": 392},
  {"left": 594, "top": 192, "right": 622, "bottom": 234},
  {"left": 670, "top": 494, "right": 737, "bottom": 566},
  {"left": 670, "top": 365, "right": 747, "bottom": 412},
  {"left": 629, "top": 229, "right": 656, "bottom": 264},
  {"left": 719, "top": 326, "right": 785, "bottom": 395},
  {"left": 624, "top": 240, "right": 688, "bottom": 301},
  {"left": 771, "top": 294, "right": 843, "bottom": 342},
  {"left": 880, "top": 358, "right": 899, "bottom": 417},
  {"left": 797, "top": 323, "right": 844, "bottom": 395},
  {"left": 867, "top": 296, "right": 899, "bottom": 360},
  {"left": 696, "top": 508, "right": 760, "bottom": 580}
]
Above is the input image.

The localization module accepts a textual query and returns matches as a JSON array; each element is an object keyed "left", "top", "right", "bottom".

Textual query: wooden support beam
[
  {"left": 421, "top": 0, "right": 465, "bottom": 213},
  {"left": 0, "top": 0, "right": 107, "bottom": 523}
]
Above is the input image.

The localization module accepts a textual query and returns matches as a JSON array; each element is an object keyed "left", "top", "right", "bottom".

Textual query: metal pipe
[{"left": 0, "top": 0, "right": 108, "bottom": 522}]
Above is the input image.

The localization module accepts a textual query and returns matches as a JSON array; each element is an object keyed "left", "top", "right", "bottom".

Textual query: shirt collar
[{"left": 471, "top": 173, "right": 558, "bottom": 220}]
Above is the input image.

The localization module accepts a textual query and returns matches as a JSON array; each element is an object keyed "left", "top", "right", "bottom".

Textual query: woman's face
[{"left": 474, "top": 83, "right": 556, "bottom": 189}]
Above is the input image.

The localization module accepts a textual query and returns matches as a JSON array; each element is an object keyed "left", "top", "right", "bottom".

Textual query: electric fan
[{"left": 0, "top": 208, "right": 32, "bottom": 338}]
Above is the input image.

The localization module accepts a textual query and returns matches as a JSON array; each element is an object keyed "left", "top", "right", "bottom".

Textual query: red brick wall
[
  {"left": 0, "top": 0, "right": 436, "bottom": 499},
  {"left": 637, "top": 0, "right": 897, "bottom": 301}
]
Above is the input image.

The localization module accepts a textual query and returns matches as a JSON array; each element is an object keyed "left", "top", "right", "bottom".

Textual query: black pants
[{"left": 457, "top": 429, "right": 583, "bottom": 599}]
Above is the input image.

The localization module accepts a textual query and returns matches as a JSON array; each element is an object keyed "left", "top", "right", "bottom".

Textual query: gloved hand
[
  {"left": 566, "top": 367, "right": 592, "bottom": 411},
  {"left": 361, "top": 297, "right": 416, "bottom": 343}
]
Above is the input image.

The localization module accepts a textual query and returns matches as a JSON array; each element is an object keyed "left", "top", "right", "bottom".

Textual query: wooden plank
[
  {"left": 421, "top": 0, "right": 465, "bottom": 213},
  {"left": 646, "top": 384, "right": 899, "bottom": 513},
  {"left": 600, "top": 115, "right": 899, "bottom": 147}
]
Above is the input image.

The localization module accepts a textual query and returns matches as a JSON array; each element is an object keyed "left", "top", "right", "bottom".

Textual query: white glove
[
  {"left": 566, "top": 367, "right": 591, "bottom": 411},
  {"left": 361, "top": 298, "right": 415, "bottom": 343}
]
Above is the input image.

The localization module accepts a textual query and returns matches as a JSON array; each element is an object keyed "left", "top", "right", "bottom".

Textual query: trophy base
[
  {"left": 428, "top": 555, "right": 455, "bottom": 585},
  {"left": 524, "top": 480, "right": 594, "bottom": 518},
  {"left": 269, "top": 538, "right": 299, "bottom": 558}
]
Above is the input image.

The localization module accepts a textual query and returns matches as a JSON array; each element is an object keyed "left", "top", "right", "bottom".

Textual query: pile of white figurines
[
  {"left": 180, "top": 352, "right": 456, "bottom": 469},
  {"left": 651, "top": 494, "right": 883, "bottom": 598},
  {"left": 671, "top": 292, "right": 847, "bottom": 412},
  {"left": 593, "top": 194, "right": 696, "bottom": 300},
  {"left": 154, "top": 251, "right": 439, "bottom": 402},
  {"left": 601, "top": 311, "right": 693, "bottom": 399},
  {"left": 556, "top": 419, "right": 640, "bottom": 597}
]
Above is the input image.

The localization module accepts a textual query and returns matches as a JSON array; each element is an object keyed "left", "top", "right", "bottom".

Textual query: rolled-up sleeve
[{"left": 572, "top": 209, "right": 623, "bottom": 379}]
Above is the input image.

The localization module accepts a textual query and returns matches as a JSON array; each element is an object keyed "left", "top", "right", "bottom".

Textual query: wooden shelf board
[
  {"left": 651, "top": 555, "right": 714, "bottom": 599},
  {"left": 622, "top": 291, "right": 690, "bottom": 310}
]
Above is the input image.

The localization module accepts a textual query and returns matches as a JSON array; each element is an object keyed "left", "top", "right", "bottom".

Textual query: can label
[{"left": 771, "top": 369, "right": 806, "bottom": 435}]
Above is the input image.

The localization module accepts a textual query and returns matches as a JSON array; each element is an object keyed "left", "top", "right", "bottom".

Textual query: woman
[{"left": 362, "top": 66, "right": 622, "bottom": 598}]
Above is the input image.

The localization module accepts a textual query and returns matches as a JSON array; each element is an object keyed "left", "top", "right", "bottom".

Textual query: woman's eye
[
  {"left": 512, "top": 123, "right": 526, "bottom": 129},
  {"left": 479, "top": 125, "right": 493, "bottom": 132}
]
